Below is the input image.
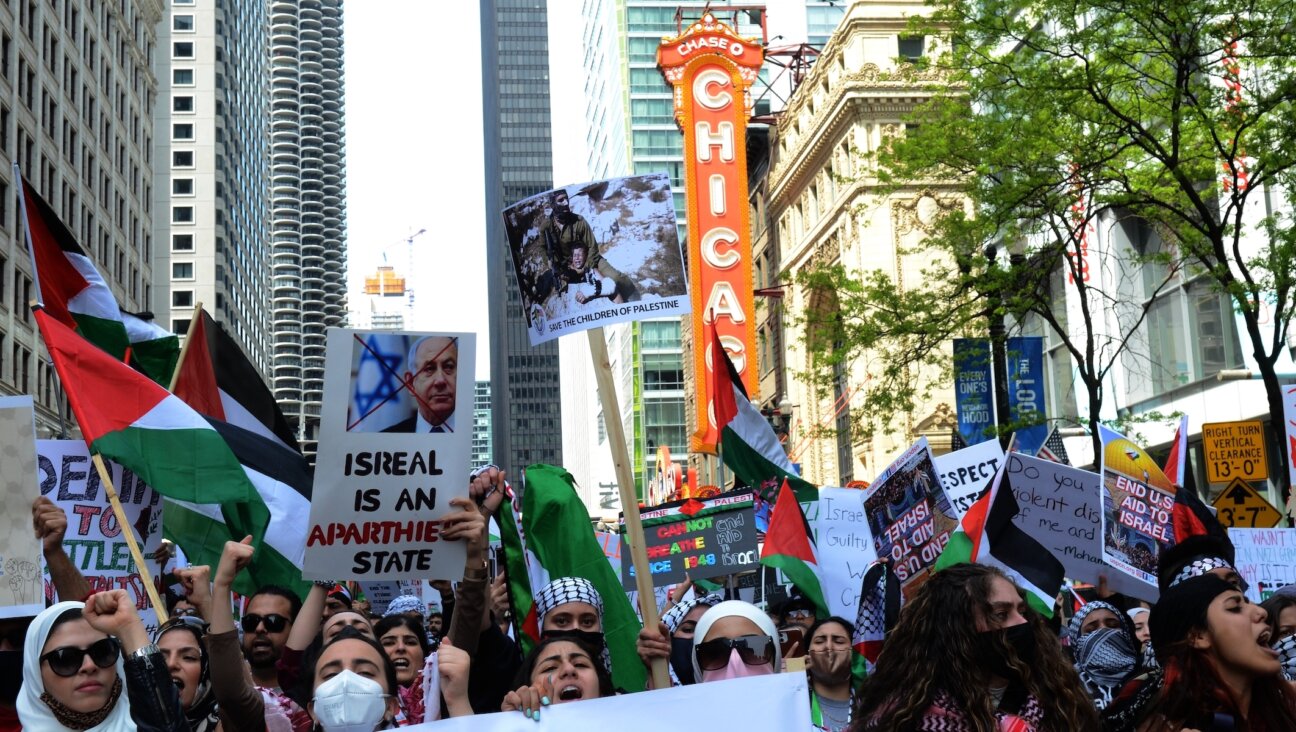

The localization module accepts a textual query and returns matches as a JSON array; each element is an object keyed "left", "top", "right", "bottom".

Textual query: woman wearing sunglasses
[
  {"left": 689, "top": 601, "right": 782, "bottom": 683},
  {"left": 17, "top": 591, "right": 187, "bottom": 732}
]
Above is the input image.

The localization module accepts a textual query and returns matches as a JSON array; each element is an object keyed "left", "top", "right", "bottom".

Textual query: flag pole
[
  {"left": 586, "top": 326, "right": 670, "bottom": 689},
  {"left": 90, "top": 453, "right": 167, "bottom": 619},
  {"left": 168, "top": 302, "right": 205, "bottom": 391}
]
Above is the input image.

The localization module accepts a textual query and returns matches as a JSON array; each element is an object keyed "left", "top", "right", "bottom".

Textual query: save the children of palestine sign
[
  {"left": 304, "top": 329, "right": 474, "bottom": 581},
  {"left": 622, "top": 490, "right": 757, "bottom": 590}
]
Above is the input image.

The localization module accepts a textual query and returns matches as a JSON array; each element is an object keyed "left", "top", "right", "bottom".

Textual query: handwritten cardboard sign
[
  {"left": 623, "top": 495, "right": 757, "bottom": 590},
  {"left": 1229, "top": 528, "right": 1296, "bottom": 603},
  {"left": 934, "top": 439, "right": 1005, "bottom": 517},
  {"left": 814, "top": 487, "right": 878, "bottom": 622}
]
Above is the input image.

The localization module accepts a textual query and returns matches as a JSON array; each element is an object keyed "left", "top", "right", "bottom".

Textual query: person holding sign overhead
[{"left": 381, "top": 336, "right": 458, "bottom": 433}]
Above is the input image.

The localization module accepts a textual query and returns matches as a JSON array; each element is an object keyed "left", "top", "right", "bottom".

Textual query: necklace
[{"left": 810, "top": 689, "right": 852, "bottom": 731}]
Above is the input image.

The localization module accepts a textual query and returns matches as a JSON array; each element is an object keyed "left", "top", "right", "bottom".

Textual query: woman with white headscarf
[
  {"left": 690, "top": 601, "right": 782, "bottom": 684},
  {"left": 18, "top": 591, "right": 186, "bottom": 732}
]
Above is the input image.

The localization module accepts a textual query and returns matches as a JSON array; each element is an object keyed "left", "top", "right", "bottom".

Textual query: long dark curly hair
[
  {"left": 1137, "top": 625, "right": 1296, "bottom": 730},
  {"left": 851, "top": 563, "right": 1098, "bottom": 732}
]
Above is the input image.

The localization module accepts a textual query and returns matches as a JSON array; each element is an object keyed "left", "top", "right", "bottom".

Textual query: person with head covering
[
  {"left": 854, "top": 564, "right": 1098, "bottom": 730},
  {"left": 1260, "top": 590, "right": 1296, "bottom": 682},
  {"left": 19, "top": 591, "right": 187, "bottom": 732},
  {"left": 1127, "top": 606, "right": 1158, "bottom": 672},
  {"left": 1102, "top": 574, "right": 1296, "bottom": 731},
  {"left": 533, "top": 577, "right": 611, "bottom": 676},
  {"left": 1156, "top": 534, "right": 1245, "bottom": 594},
  {"left": 500, "top": 637, "right": 614, "bottom": 720},
  {"left": 802, "top": 617, "right": 854, "bottom": 732},
  {"left": 690, "top": 601, "right": 782, "bottom": 684},
  {"left": 1068, "top": 607, "right": 1143, "bottom": 710},
  {"left": 634, "top": 592, "right": 723, "bottom": 686},
  {"left": 321, "top": 587, "right": 353, "bottom": 621},
  {"left": 382, "top": 596, "right": 426, "bottom": 622}
]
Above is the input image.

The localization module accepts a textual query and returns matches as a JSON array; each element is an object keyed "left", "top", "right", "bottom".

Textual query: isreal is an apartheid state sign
[{"left": 304, "top": 329, "right": 474, "bottom": 581}]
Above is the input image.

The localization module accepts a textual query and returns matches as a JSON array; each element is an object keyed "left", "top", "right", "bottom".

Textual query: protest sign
[
  {"left": 0, "top": 397, "right": 42, "bottom": 619},
  {"left": 501, "top": 173, "right": 690, "bottom": 346},
  {"left": 1099, "top": 426, "right": 1175, "bottom": 587},
  {"left": 37, "top": 440, "right": 164, "bottom": 631},
  {"left": 934, "top": 439, "right": 1005, "bottom": 516},
  {"left": 1229, "top": 528, "right": 1296, "bottom": 603},
  {"left": 305, "top": 329, "right": 473, "bottom": 581},
  {"left": 360, "top": 580, "right": 422, "bottom": 615},
  {"left": 624, "top": 491, "right": 757, "bottom": 590},
  {"left": 814, "top": 487, "right": 877, "bottom": 621},
  {"left": 402, "top": 670, "right": 809, "bottom": 732},
  {"left": 1004, "top": 453, "right": 1155, "bottom": 600},
  {"left": 862, "top": 438, "right": 959, "bottom": 599}
]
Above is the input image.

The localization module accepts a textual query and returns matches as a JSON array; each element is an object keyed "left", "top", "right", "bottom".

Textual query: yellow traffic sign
[
  {"left": 1211, "top": 477, "right": 1282, "bottom": 528},
  {"left": 1201, "top": 420, "right": 1268, "bottom": 483}
]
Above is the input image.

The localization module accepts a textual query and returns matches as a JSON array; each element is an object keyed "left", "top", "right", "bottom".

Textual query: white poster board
[
  {"left": 501, "top": 174, "right": 690, "bottom": 345},
  {"left": 934, "top": 439, "right": 1006, "bottom": 516},
  {"left": 305, "top": 329, "right": 473, "bottom": 581},
  {"left": 814, "top": 487, "right": 877, "bottom": 622},
  {"left": 401, "top": 671, "right": 809, "bottom": 731},
  {"left": 0, "top": 397, "right": 42, "bottom": 619},
  {"left": 1229, "top": 528, "right": 1296, "bottom": 603},
  {"left": 36, "top": 440, "right": 165, "bottom": 631},
  {"left": 1005, "top": 453, "right": 1155, "bottom": 600}
]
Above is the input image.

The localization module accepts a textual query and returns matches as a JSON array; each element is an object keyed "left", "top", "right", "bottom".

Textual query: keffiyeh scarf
[
  {"left": 534, "top": 577, "right": 603, "bottom": 627},
  {"left": 1170, "top": 556, "right": 1234, "bottom": 588},
  {"left": 1276, "top": 633, "right": 1296, "bottom": 682},
  {"left": 1066, "top": 601, "right": 1122, "bottom": 646},
  {"left": 384, "top": 595, "right": 427, "bottom": 619},
  {"left": 660, "top": 593, "right": 722, "bottom": 635},
  {"left": 916, "top": 689, "right": 1045, "bottom": 732},
  {"left": 1073, "top": 627, "right": 1138, "bottom": 710}
]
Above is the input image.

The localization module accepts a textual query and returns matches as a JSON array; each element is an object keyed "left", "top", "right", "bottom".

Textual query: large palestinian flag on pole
[
  {"left": 18, "top": 171, "right": 177, "bottom": 383},
  {"left": 498, "top": 464, "right": 646, "bottom": 692},
  {"left": 706, "top": 325, "right": 815, "bottom": 498},
  {"left": 760, "top": 479, "right": 829, "bottom": 618},
  {"left": 936, "top": 461, "right": 1064, "bottom": 617},
  {"left": 35, "top": 308, "right": 272, "bottom": 592}
]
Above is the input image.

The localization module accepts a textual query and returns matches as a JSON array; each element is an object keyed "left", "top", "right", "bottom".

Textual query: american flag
[
  {"left": 950, "top": 429, "right": 969, "bottom": 451},
  {"left": 1036, "top": 426, "right": 1071, "bottom": 466}
]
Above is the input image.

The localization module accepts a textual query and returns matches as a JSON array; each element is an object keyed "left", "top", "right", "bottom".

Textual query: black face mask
[
  {"left": 977, "top": 622, "right": 1037, "bottom": 681},
  {"left": 0, "top": 651, "right": 22, "bottom": 705},
  {"left": 669, "top": 637, "right": 696, "bottom": 685},
  {"left": 543, "top": 628, "right": 606, "bottom": 652}
]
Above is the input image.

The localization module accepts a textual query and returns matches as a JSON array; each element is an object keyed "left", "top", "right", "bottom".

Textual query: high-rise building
[
  {"left": 151, "top": 0, "right": 270, "bottom": 371},
  {"left": 269, "top": 0, "right": 347, "bottom": 456},
  {"left": 481, "top": 0, "right": 564, "bottom": 471},
  {"left": 472, "top": 380, "right": 492, "bottom": 468},
  {"left": 0, "top": 1, "right": 163, "bottom": 436}
]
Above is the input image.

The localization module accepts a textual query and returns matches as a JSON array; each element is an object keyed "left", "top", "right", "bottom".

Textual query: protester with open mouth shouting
[{"left": 500, "top": 637, "right": 613, "bottom": 721}]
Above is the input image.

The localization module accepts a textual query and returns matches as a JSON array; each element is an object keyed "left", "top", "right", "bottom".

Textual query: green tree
[{"left": 798, "top": 0, "right": 1296, "bottom": 474}]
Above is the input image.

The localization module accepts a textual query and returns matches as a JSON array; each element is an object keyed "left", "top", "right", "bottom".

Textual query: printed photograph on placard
[
  {"left": 1099, "top": 425, "right": 1175, "bottom": 583},
  {"left": 345, "top": 332, "right": 461, "bottom": 434},
  {"left": 501, "top": 173, "right": 690, "bottom": 345}
]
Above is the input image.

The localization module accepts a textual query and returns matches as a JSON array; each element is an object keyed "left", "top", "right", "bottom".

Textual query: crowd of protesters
[{"left": 3, "top": 469, "right": 1295, "bottom": 732}]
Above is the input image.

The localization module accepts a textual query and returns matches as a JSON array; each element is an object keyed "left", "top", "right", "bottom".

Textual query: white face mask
[{"left": 312, "top": 670, "right": 389, "bottom": 732}]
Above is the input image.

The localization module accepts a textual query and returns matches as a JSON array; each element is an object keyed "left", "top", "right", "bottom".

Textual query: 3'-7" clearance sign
[
  {"left": 1201, "top": 420, "right": 1268, "bottom": 484},
  {"left": 658, "top": 14, "right": 763, "bottom": 453}
]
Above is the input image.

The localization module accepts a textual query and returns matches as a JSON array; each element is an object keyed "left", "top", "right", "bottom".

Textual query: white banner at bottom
[{"left": 403, "top": 672, "right": 810, "bottom": 731}]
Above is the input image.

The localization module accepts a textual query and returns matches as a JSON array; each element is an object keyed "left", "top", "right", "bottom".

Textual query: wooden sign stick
[
  {"left": 90, "top": 454, "right": 167, "bottom": 619},
  {"left": 586, "top": 327, "right": 670, "bottom": 689}
]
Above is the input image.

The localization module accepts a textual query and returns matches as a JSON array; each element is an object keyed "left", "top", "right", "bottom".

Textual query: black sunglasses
[
  {"left": 40, "top": 637, "right": 121, "bottom": 677},
  {"left": 694, "top": 634, "right": 775, "bottom": 671},
  {"left": 240, "top": 613, "right": 289, "bottom": 634}
]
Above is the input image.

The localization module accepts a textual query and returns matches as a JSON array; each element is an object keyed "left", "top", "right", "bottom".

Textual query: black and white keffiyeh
[
  {"left": 1169, "top": 556, "right": 1233, "bottom": 588},
  {"left": 1074, "top": 627, "right": 1139, "bottom": 709},
  {"left": 1276, "top": 633, "right": 1296, "bottom": 681},
  {"left": 534, "top": 577, "right": 604, "bottom": 628},
  {"left": 660, "top": 593, "right": 722, "bottom": 635},
  {"left": 1066, "top": 600, "right": 1123, "bottom": 646}
]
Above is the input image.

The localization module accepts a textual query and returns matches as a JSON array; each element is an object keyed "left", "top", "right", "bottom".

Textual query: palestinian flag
[
  {"left": 18, "top": 173, "right": 179, "bottom": 384},
  {"left": 853, "top": 560, "right": 900, "bottom": 678},
  {"left": 935, "top": 462, "right": 1064, "bottom": 617},
  {"left": 172, "top": 309, "right": 299, "bottom": 451},
  {"left": 759, "top": 479, "right": 829, "bottom": 618},
  {"left": 705, "top": 325, "right": 815, "bottom": 499},
  {"left": 35, "top": 308, "right": 270, "bottom": 587},
  {"left": 498, "top": 464, "right": 646, "bottom": 692}
]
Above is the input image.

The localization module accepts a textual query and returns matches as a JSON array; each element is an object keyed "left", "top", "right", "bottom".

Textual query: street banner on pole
[
  {"left": 862, "top": 438, "right": 960, "bottom": 600},
  {"left": 1099, "top": 425, "right": 1175, "bottom": 588},
  {"left": 0, "top": 397, "right": 42, "bottom": 619},
  {"left": 1005, "top": 336, "right": 1048, "bottom": 455},
  {"left": 500, "top": 174, "right": 689, "bottom": 346},
  {"left": 305, "top": 329, "right": 474, "bottom": 581},
  {"left": 953, "top": 338, "right": 995, "bottom": 445}
]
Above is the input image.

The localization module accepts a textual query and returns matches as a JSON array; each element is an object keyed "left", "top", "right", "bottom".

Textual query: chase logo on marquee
[{"left": 657, "top": 14, "right": 763, "bottom": 454}]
